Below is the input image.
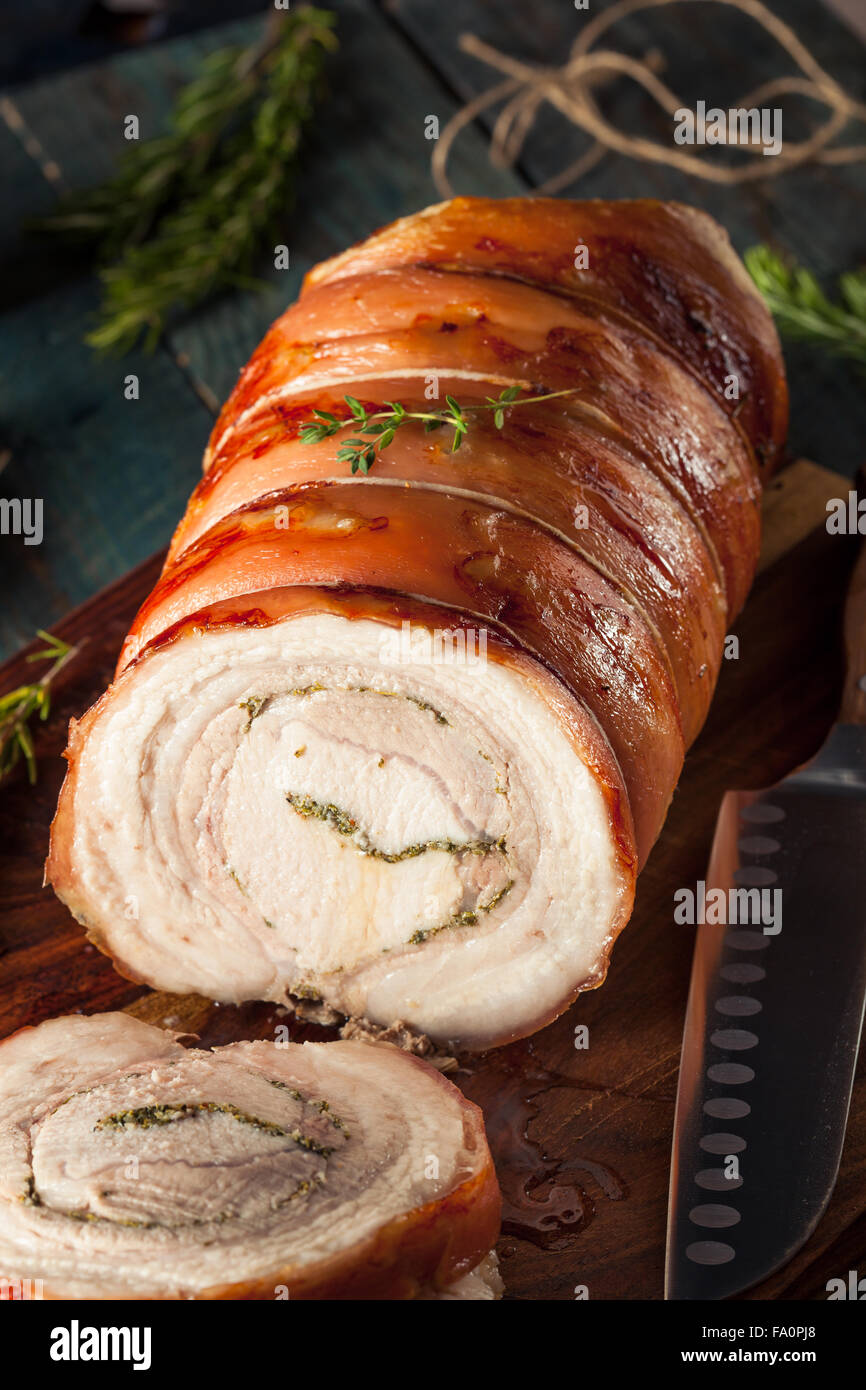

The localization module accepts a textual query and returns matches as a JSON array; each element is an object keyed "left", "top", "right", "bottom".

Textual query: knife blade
[{"left": 665, "top": 539, "right": 866, "bottom": 1300}]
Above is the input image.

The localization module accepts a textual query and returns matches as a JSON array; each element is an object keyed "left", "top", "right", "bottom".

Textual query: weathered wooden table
[{"left": 1, "top": 0, "right": 865, "bottom": 1300}]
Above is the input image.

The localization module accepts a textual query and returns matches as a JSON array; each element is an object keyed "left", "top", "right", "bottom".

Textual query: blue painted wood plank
[
  {"left": 0, "top": 20, "right": 282, "bottom": 655},
  {"left": 0, "top": 278, "right": 211, "bottom": 655},
  {"left": 166, "top": 0, "right": 522, "bottom": 405},
  {"left": 0, "top": 2, "right": 519, "bottom": 658}
]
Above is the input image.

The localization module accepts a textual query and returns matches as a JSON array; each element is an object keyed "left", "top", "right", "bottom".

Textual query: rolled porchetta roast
[
  {"left": 0, "top": 1012, "right": 500, "bottom": 1299},
  {"left": 46, "top": 197, "right": 787, "bottom": 1052}
]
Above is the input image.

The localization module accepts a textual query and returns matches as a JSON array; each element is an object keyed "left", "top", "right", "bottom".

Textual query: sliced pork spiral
[
  {"left": 46, "top": 196, "right": 787, "bottom": 1052},
  {"left": 0, "top": 1013, "right": 500, "bottom": 1299}
]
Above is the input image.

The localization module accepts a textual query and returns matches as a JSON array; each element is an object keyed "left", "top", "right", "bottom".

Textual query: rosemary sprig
[
  {"left": 298, "top": 386, "right": 581, "bottom": 473},
  {"left": 0, "top": 632, "right": 79, "bottom": 786},
  {"left": 746, "top": 245, "right": 866, "bottom": 369},
  {"left": 34, "top": 8, "right": 336, "bottom": 354}
]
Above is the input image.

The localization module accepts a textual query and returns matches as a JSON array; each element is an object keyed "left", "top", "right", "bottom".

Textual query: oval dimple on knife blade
[{"left": 665, "top": 752, "right": 866, "bottom": 1300}]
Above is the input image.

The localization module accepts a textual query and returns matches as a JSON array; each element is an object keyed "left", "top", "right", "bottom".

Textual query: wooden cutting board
[{"left": 1, "top": 458, "right": 864, "bottom": 1301}]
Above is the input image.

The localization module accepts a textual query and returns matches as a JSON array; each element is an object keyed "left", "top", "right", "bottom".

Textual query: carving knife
[{"left": 665, "top": 539, "right": 866, "bottom": 1300}]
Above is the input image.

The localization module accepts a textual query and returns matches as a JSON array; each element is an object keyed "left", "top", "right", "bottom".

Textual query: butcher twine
[{"left": 431, "top": 0, "right": 866, "bottom": 197}]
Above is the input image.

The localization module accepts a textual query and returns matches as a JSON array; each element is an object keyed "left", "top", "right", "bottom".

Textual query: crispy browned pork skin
[
  {"left": 46, "top": 197, "right": 787, "bottom": 1052},
  {"left": 0, "top": 1013, "right": 500, "bottom": 1300}
]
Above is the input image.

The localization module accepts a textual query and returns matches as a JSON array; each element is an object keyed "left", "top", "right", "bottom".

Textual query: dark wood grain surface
[{"left": 1, "top": 459, "right": 863, "bottom": 1300}]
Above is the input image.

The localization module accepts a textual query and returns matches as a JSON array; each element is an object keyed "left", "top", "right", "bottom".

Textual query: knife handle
[{"left": 840, "top": 533, "right": 866, "bottom": 725}]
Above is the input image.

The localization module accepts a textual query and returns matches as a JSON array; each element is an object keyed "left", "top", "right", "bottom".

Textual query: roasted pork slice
[
  {"left": 424, "top": 1251, "right": 504, "bottom": 1300},
  {"left": 0, "top": 1013, "right": 500, "bottom": 1299},
  {"left": 48, "top": 589, "right": 636, "bottom": 1049},
  {"left": 192, "top": 375, "right": 759, "bottom": 620},
  {"left": 47, "top": 196, "right": 787, "bottom": 1054},
  {"left": 174, "top": 403, "right": 736, "bottom": 747},
  {"left": 116, "top": 485, "right": 685, "bottom": 851},
  {"left": 204, "top": 267, "right": 759, "bottom": 517},
  {"left": 296, "top": 196, "right": 788, "bottom": 468}
]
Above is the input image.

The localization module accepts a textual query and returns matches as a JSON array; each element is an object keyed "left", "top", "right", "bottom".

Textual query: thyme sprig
[
  {"left": 746, "top": 246, "right": 866, "bottom": 370},
  {"left": 0, "top": 632, "right": 79, "bottom": 786},
  {"left": 298, "top": 386, "right": 581, "bottom": 473},
  {"left": 33, "top": 8, "right": 336, "bottom": 354}
]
